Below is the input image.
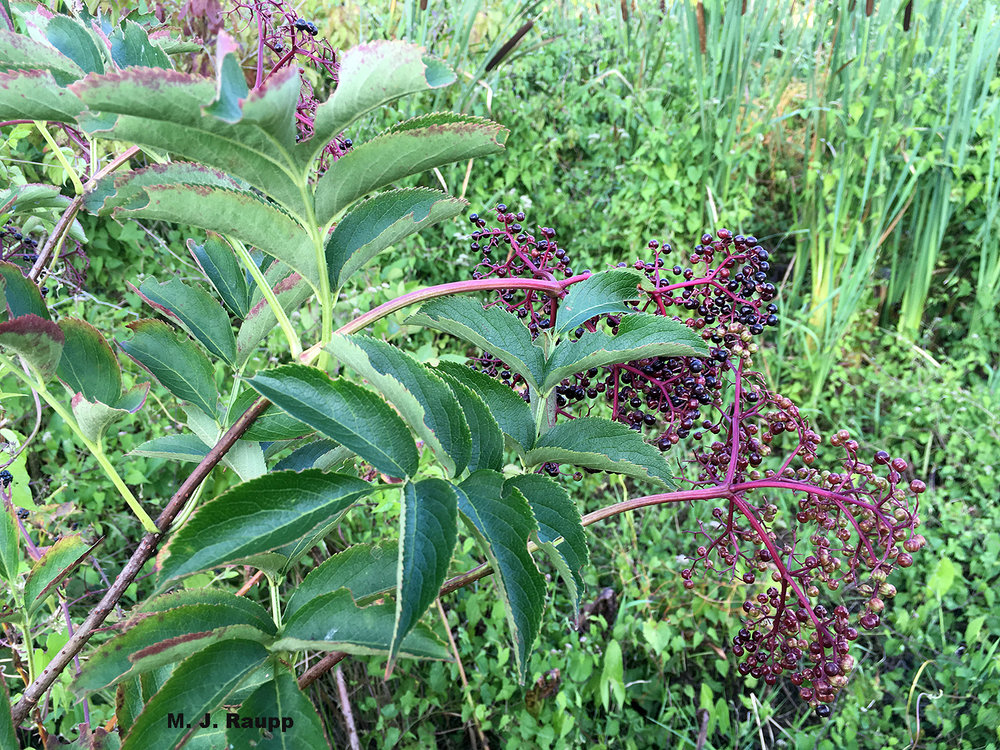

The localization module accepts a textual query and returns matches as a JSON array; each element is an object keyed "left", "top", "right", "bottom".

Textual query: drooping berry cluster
[
  {"left": 1, "top": 223, "right": 88, "bottom": 294},
  {"left": 463, "top": 205, "right": 924, "bottom": 713}
]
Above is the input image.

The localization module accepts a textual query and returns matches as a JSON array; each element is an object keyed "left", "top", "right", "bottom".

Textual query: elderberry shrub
[{"left": 466, "top": 206, "right": 925, "bottom": 713}]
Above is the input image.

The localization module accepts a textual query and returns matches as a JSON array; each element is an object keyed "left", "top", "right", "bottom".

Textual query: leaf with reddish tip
[
  {"left": 71, "top": 383, "right": 148, "bottom": 443},
  {"left": 83, "top": 162, "right": 244, "bottom": 215},
  {"left": 303, "top": 40, "right": 457, "bottom": 166},
  {"left": 314, "top": 113, "right": 508, "bottom": 223},
  {"left": 136, "top": 277, "right": 237, "bottom": 365},
  {"left": 24, "top": 534, "right": 101, "bottom": 615},
  {"left": 119, "top": 319, "right": 218, "bottom": 416},
  {"left": 0, "top": 314, "right": 65, "bottom": 381},
  {"left": 0, "top": 261, "right": 50, "bottom": 320}
]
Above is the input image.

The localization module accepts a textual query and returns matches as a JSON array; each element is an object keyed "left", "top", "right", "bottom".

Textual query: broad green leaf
[
  {"left": 93, "top": 180, "right": 318, "bottom": 290},
  {"left": 136, "top": 589, "right": 277, "bottom": 632},
  {"left": 56, "top": 317, "right": 122, "bottom": 404},
  {"left": 70, "top": 383, "right": 147, "bottom": 443},
  {"left": 0, "top": 674, "right": 17, "bottom": 750},
  {"left": 187, "top": 233, "right": 252, "bottom": 318},
  {"left": 228, "top": 388, "right": 313, "bottom": 442},
  {"left": 555, "top": 269, "right": 642, "bottom": 335},
  {"left": 24, "top": 534, "right": 100, "bottom": 615},
  {"left": 247, "top": 364, "right": 419, "bottom": 478},
  {"left": 116, "top": 678, "right": 144, "bottom": 737},
  {"left": 83, "top": 162, "right": 244, "bottom": 215},
  {"left": 236, "top": 262, "right": 311, "bottom": 365},
  {"left": 285, "top": 541, "right": 397, "bottom": 619},
  {"left": 129, "top": 433, "right": 211, "bottom": 463},
  {"left": 0, "top": 69, "right": 83, "bottom": 121},
  {"left": 325, "top": 334, "right": 470, "bottom": 476},
  {"left": 0, "top": 29, "right": 83, "bottom": 84},
  {"left": 600, "top": 639, "right": 625, "bottom": 710},
  {"left": 435, "top": 361, "right": 535, "bottom": 452},
  {"left": 436, "top": 370, "right": 504, "bottom": 472},
  {"left": 525, "top": 418, "right": 676, "bottom": 488},
  {"left": 228, "top": 668, "right": 328, "bottom": 749},
  {"left": 314, "top": 113, "right": 507, "bottom": 223},
  {"left": 272, "top": 439, "right": 347, "bottom": 473},
  {"left": 136, "top": 277, "right": 237, "bottom": 365},
  {"left": 0, "top": 261, "right": 50, "bottom": 319},
  {"left": 121, "top": 640, "right": 269, "bottom": 750},
  {"left": 327, "top": 188, "right": 466, "bottom": 287},
  {"left": 390, "top": 479, "right": 458, "bottom": 668},
  {"left": 46, "top": 15, "right": 105, "bottom": 75},
  {"left": 407, "top": 297, "right": 545, "bottom": 391},
  {"left": 0, "top": 183, "right": 71, "bottom": 214},
  {"left": 109, "top": 20, "right": 171, "bottom": 69},
  {"left": 158, "top": 470, "right": 373, "bottom": 583},
  {"left": 0, "top": 506, "right": 19, "bottom": 584},
  {"left": 119, "top": 319, "right": 218, "bottom": 416},
  {"left": 74, "top": 600, "right": 275, "bottom": 694},
  {"left": 303, "top": 40, "right": 456, "bottom": 166},
  {"left": 275, "top": 589, "right": 447, "bottom": 660},
  {"left": 0, "top": 314, "right": 64, "bottom": 381},
  {"left": 72, "top": 62, "right": 306, "bottom": 215},
  {"left": 184, "top": 405, "right": 265, "bottom": 481},
  {"left": 542, "top": 314, "right": 708, "bottom": 391},
  {"left": 456, "top": 470, "right": 544, "bottom": 680},
  {"left": 505, "top": 474, "right": 588, "bottom": 610}
]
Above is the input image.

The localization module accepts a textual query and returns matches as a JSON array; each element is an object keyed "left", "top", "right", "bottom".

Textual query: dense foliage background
[{"left": 1, "top": 0, "right": 997, "bottom": 748}]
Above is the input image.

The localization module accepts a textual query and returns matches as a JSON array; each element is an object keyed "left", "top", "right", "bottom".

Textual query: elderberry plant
[{"left": 0, "top": 2, "right": 923, "bottom": 746}]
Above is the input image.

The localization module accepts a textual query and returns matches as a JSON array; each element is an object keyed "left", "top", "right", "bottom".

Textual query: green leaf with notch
[
  {"left": 407, "top": 297, "right": 544, "bottom": 391},
  {"left": 435, "top": 361, "right": 535, "bottom": 452},
  {"left": 187, "top": 233, "right": 252, "bottom": 318},
  {"left": 119, "top": 319, "right": 218, "bottom": 417},
  {"left": 435, "top": 370, "right": 504, "bottom": 472},
  {"left": 327, "top": 188, "right": 466, "bottom": 288},
  {"left": 136, "top": 277, "right": 237, "bottom": 365},
  {"left": 314, "top": 113, "right": 507, "bottom": 223},
  {"left": 158, "top": 470, "right": 372, "bottom": 584},
  {"left": 526, "top": 417, "right": 676, "bottom": 488},
  {"left": 325, "top": 334, "right": 470, "bottom": 476},
  {"left": 120, "top": 640, "right": 269, "bottom": 750},
  {"left": 74, "top": 598, "right": 276, "bottom": 694},
  {"left": 229, "top": 668, "right": 328, "bottom": 749},
  {"left": 542, "top": 314, "right": 708, "bottom": 391},
  {"left": 505, "top": 474, "right": 588, "bottom": 611},
  {"left": 70, "top": 383, "right": 148, "bottom": 443},
  {"left": 109, "top": 20, "right": 171, "bottom": 69},
  {"left": 24, "top": 534, "right": 101, "bottom": 615},
  {"left": 303, "top": 40, "right": 456, "bottom": 166},
  {"left": 554, "top": 269, "right": 642, "bottom": 335},
  {"left": 247, "top": 364, "right": 418, "bottom": 478},
  {"left": 285, "top": 541, "right": 397, "bottom": 619},
  {"left": 390, "top": 479, "right": 458, "bottom": 669},
  {"left": 275, "top": 589, "right": 447, "bottom": 660},
  {"left": 0, "top": 314, "right": 64, "bottom": 381},
  {"left": 456, "top": 470, "right": 544, "bottom": 680}
]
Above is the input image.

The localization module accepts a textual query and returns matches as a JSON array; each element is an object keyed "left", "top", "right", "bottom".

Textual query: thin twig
[
  {"left": 334, "top": 665, "right": 361, "bottom": 750},
  {"left": 436, "top": 599, "right": 488, "bottom": 750}
]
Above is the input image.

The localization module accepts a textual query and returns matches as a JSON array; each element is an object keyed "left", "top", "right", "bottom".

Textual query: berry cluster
[
  {"left": 463, "top": 206, "right": 925, "bottom": 713},
  {"left": 1, "top": 223, "right": 88, "bottom": 294}
]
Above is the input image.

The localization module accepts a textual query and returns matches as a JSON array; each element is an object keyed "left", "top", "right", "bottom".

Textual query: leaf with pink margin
[
  {"left": 0, "top": 314, "right": 65, "bottom": 381},
  {"left": 24, "top": 534, "right": 102, "bottom": 615},
  {"left": 71, "top": 382, "right": 149, "bottom": 443}
]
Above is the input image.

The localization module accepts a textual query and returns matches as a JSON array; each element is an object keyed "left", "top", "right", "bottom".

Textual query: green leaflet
[
  {"left": 120, "top": 640, "right": 269, "bottom": 750},
  {"left": 525, "top": 417, "right": 677, "bottom": 489},
  {"left": 236, "top": 261, "right": 311, "bottom": 365},
  {"left": 505, "top": 474, "right": 588, "bottom": 611},
  {"left": 0, "top": 69, "right": 82, "bottom": 121},
  {"left": 0, "top": 506, "right": 19, "bottom": 585},
  {"left": 554, "top": 269, "right": 642, "bottom": 335},
  {"left": 275, "top": 589, "right": 447, "bottom": 660},
  {"left": 303, "top": 40, "right": 456, "bottom": 166},
  {"left": 24, "top": 535, "right": 100, "bottom": 616},
  {"left": 327, "top": 188, "right": 466, "bottom": 288},
  {"left": 435, "top": 361, "right": 535, "bottom": 452},
  {"left": 158, "top": 470, "right": 373, "bottom": 584},
  {"left": 129, "top": 434, "right": 212, "bottom": 463},
  {"left": 228, "top": 387, "right": 313, "bottom": 442},
  {"left": 456, "top": 470, "right": 545, "bottom": 681},
  {"left": 229, "top": 668, "right": 328, "bottom": 749},
  {"left": 0, "top": 672, "right": 17, "bottom": 750},
  {"left": 325, "top": 334, "right": 470, "bottom": 477},
  {"left": 0, "top": 29, "right": 83, "bottom": 85},
  {"left": 109, "top": 19, "right": 171, "bottom": 69},
  {"left": 74, "top": 598, "right": 275, "bottom": 694},
  {"left": 119, "top": 319, "right": 218, "bottom": 417},
  {"left": 247, "top": 364, "right": 419, "bottom": 478},
  {"left": 187, "top": 233, "right": 252, "bottom": 319},
  {"left": 285, "top": 541, "right": 398, "bottom": 619},
  {"left": 0, "top": 261, "right": 51, "bottom": 320},
  {"left": 70, "top": 384, "right": 148, "bottom": 443},
  {"left": 435, "top": 370, "right": 505, "bottom": 472},
  {"left": 542, "top": 313, "right": 709, "bottom": 391},
  {"left": 46, "top": 15, "right": 105, "bottom": 75},
  {"left": 56, "top": 318, "right": 122, "bottom": 405},
  {"left": 390, "top": 479, "right": 458, "bottom": 669},
  {"left": 407, "top": 297, "right": 545, "bottom": 391},
  {"left": 314, "top": 113, "right": 508, "bottom": 224},
  {"left": 0, "top": 314, "right": 64, "bottom": 381},
  {"left": 136, "top": 277, "right": 237, "bottom": 365}
]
